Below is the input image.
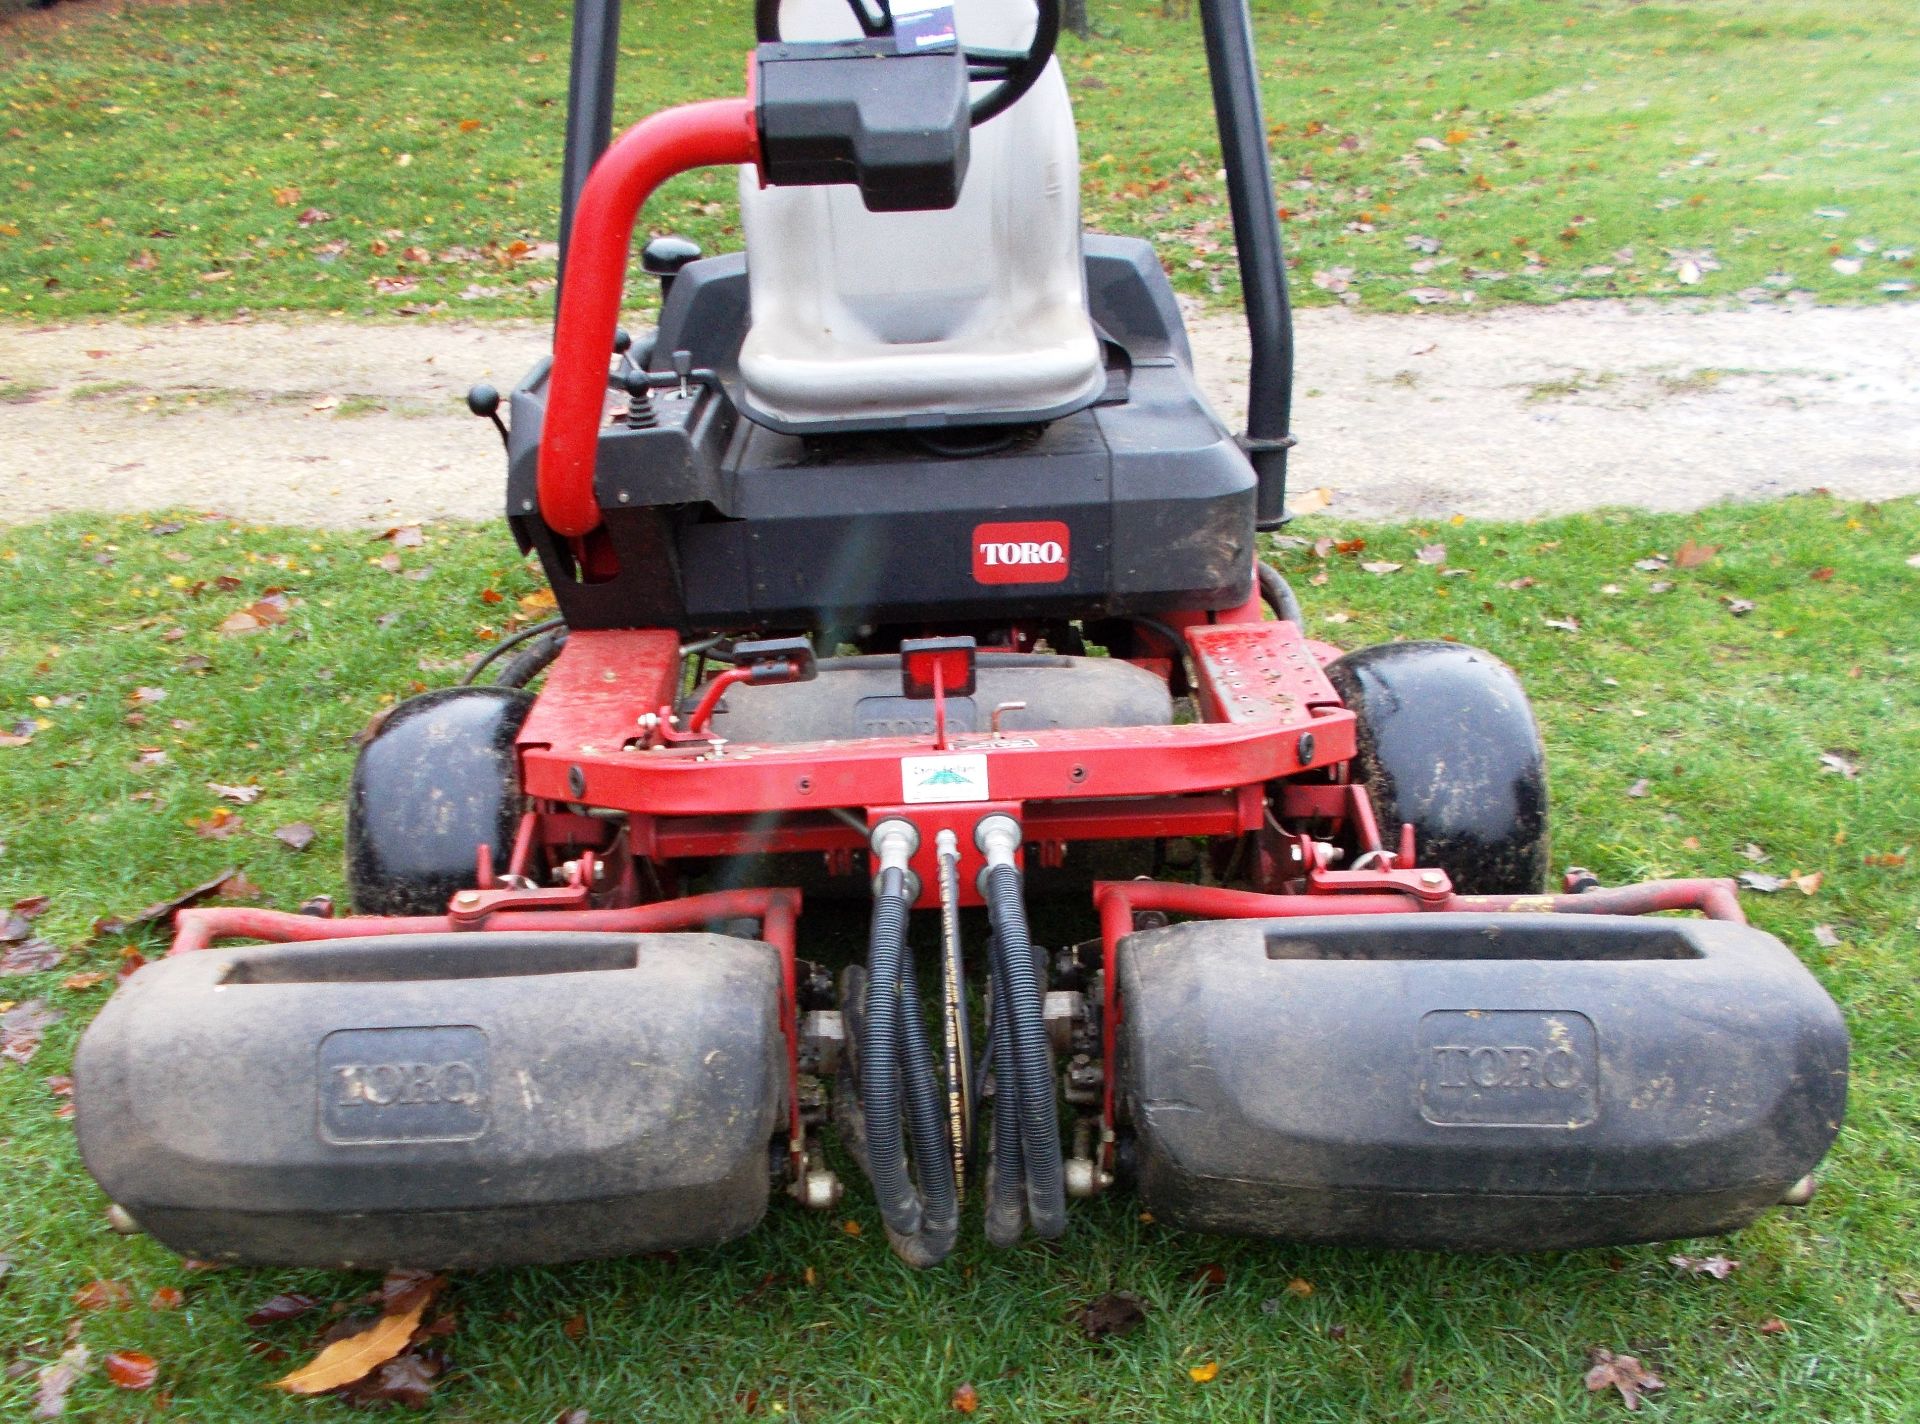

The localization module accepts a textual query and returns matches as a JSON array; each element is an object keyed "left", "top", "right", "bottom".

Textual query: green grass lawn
[
  {"left": 1, "top": 0, "right": 1915, "bottom": 321},
  {"left": 1, "top": 495, "right": 1916, "bottom": 1420}
]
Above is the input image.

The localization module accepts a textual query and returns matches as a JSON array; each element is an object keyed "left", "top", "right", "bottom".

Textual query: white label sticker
[{"left": 900, "top": 753, "right": 990, "bottom": 804}]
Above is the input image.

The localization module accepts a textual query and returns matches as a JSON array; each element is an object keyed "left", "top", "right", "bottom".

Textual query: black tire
[
  {"left": 1324, "top": 642, "right": 1549, "bottom": 894},
  {"left": 346, "top": 687, "right": 534, "bottom": 915}
]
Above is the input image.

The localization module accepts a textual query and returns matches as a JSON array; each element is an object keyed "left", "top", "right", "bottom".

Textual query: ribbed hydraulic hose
[
  {"left": 983, "top": 936, "right": 1029, "bottom": 1248},
  {"left": 861, "top": 866, "right": 959, "bottom": 1267},
  {"left": 984, "top": 862, "right": 1068, "bottom": 1240}
]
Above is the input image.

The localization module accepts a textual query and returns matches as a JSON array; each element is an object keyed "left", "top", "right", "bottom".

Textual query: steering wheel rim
[{"left": 753, "top": 0, "right": 1062, "bottom": 126}]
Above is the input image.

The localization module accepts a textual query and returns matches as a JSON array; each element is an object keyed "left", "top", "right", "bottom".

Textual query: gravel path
[{"left": 3, "top": 300, "right": 1916, "bottom": 527}]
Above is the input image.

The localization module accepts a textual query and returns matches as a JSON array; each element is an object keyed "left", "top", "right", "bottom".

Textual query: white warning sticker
[{"left": 900, "top": 753, "right": 990, "bottom": 805}]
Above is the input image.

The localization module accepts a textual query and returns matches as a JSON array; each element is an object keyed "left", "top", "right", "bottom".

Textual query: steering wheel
[{"left": 754, "top": 0, "right": 1062, "bottom": 126}]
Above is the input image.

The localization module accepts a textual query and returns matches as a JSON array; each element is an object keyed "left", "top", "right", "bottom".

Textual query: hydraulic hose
[
  {"left": 1257, "top": 562, "right": 1305, "bottom": 627},
  {"left": 860, "top": 865, "right": 959, "bottom": 1267},
  {"left": 491, "top": 628, "right": 568, "bottom": 689},
  {"left": 984, "top": 861, "right": 1067, "bottom": 1240},
  {"left": 983, "top": 937, "right": 1028, "bottom": 1248}
]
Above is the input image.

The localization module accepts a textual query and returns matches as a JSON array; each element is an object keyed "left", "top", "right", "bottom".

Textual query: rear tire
[
  {"left": 1324, "top": 642, "right": 1549, "bottom": 894},
  {"left": 346, "top": 687, "right": 534, "bottom": 915}
]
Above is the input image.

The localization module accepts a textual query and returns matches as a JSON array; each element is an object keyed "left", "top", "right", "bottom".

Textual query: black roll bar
[
  {"left": 553, "top": 0, "right": 1295, "bottom": 523},
  {"left": 1197, "top": 0, "right": 1295, "bottom": 528},
  {"left": 557, "top": 0, "right": 624, "bottom": 304}
]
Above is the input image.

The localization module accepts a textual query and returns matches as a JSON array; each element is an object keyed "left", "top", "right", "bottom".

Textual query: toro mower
[{"left": 74, "top": 0, "right": 1845, "bottom": 1272}]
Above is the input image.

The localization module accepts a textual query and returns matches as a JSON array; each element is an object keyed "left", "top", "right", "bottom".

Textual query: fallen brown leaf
[
  {"left": 34, "top": 1343, "right": 90, "bottom": 1417},
  {"left": 208, "top": 782, "right": 263, "bottom": 805},
  {"left": 128, "top": 868, "right": 245, "bottom": 926},
  {"left": 149, "top": 1286, "right": 185, "bottom": 1310},
  {"left": 74, "top": 1278, "right": 133, "bottom": 1310},
  {"left": 1759, "top": 1317, "right": 1789, "bottom": 1334},
  {"left": 190, "top": 808, "right": 244, "bottom": 840},
  {"left": 2, "top": 998, "right": 62, "bottom": 1064},
  {"left": 1584, "top": 1347, "right": 1664, "bottom": 1411},
  {"left": 273, "top": 1293, "right": 432, "bottom": 1395},
  {"left": 336, "top": 1349, "right": 445, "bottom": 1407},
  {"left": 246, "top": 1292, "right": 324, "bottom": 1327},
  {"left": 1673, "top": 539, "right": 1718, "bottom": 568},
  {"left": 1669, "top": 1253, "right": 1739, "bottom": 1279},
  {"left": 1077, "top": 1291, "right": 1148, "bottom": 1341},
  {"left": 274, "top": 822, "right": 317, "bottom": 852},
  {"left": 1, "top": 940, "right": 63, "bottom": 975},
  {"left": 951, "top": 1382, "right": 980, "bottom": 1413},
  {"left": 103, "top": 1351, "right": 157, "bottom": 1389}
]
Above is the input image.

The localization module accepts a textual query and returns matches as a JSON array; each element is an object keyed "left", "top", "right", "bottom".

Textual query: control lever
[{"left": 466, "top": 383, "right": 508, "bottom": 450}]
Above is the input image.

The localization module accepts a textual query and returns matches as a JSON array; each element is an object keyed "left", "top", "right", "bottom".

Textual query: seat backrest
[{"left": 736, "top": 0, "right": 1104, "bottom": 431}]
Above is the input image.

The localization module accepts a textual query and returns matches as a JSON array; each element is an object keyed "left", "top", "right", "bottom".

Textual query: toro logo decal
[{"left": 973, "top": 521, "right": 1070, "bottom": 585}]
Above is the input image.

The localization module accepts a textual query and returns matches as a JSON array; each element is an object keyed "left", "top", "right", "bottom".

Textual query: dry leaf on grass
[
  {"left": 274, "top": 822, "right": 317, "bottom": 852},
  {"left": 1670, "top": 1253, "right": 1740, "bottom": 1279},
  {"left": 272, "top": 1292, "right": 432, "bottom": 1394},
  {"left": 127, "top": 867, "right": 246, "bottom": 926},
  {"left": 103, "top": 1350, "right": 157, "bottom": 1389},
  {"left": 1076, "top": 1291, "right": 1148, "bottom": 1341},
  {"left": 34, "top": 1343, "right": 90, "bottom": 1418},
  {"left": 2, "top": 999, "right": 63, "bottom": 1065},
  {"left": 73, "top": 1278, "right": 133, "bottom": 1310},
  {"left": 1, "top": 940, "right": 64, "bottom": 975},
  {"left": 1584, "top": 1347, "right": 1664, "bottom": 1410},
  {"left": 951, "top": 1382, "right": 980, "bottom": 1413},
  {"left": 245, "top": 1292, "right": 324, "bottom": 1327}
]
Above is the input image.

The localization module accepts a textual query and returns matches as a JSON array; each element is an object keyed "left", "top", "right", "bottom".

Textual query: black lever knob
[
  {"left": 641, "top": 235, "right": 702, "bottom": 300},
  {"left": 466, "top": 382, "right": 508, "bottom": 450}
]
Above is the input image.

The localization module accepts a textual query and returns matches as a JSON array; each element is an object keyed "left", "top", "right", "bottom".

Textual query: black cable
[
  {"left": 983, "top": 945, "right": 1029, "bottom": 1248},
  {"left": 860, "top": 867, "right": 959, "bottom": 1267},
  {"left": 1257, "top": 562, "right": 1305, "bottom": 626},
  {"left": 459, "top": 617, "right": 565, "bottom": 687},
  {"left": 984, "top": 862, "right": 1066, "bottom": 1239},
  {"left": 491, "top": 629, "right": 568, "bottom": 689}
]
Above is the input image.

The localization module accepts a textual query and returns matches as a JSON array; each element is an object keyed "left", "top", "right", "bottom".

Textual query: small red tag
[{"left": 973, "top": 521, "right": 1070, "bottom": 585}]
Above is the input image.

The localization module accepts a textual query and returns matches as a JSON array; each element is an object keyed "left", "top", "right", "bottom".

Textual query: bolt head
[{"left": 1419, "top": 870, "right": 1444, "bottom": 888}]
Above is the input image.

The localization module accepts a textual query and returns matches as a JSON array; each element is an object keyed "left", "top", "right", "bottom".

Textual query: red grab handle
[{"left": 538, "top": 98, "right": 758, "bottom": 537}]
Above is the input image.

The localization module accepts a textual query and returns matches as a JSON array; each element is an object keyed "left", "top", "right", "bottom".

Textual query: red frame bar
[
  {"left": 540, "top": 98, "right": 759, "bottom": 537},
  {"left": 169, "top": 888, "right": 809, "bottom": 1173},
  {"left": 516, "top": 623, "right": 1357, "bottom": 821}
]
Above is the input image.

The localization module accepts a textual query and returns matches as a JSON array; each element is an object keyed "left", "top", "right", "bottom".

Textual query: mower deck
[{"left": 69, "top": 0, "right": 1847, "bottom": 1274}]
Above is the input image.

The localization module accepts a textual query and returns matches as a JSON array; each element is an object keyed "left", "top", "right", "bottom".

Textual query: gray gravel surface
[{"left": 3, "top": 300, "right": 1915, "bottom": 527}]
